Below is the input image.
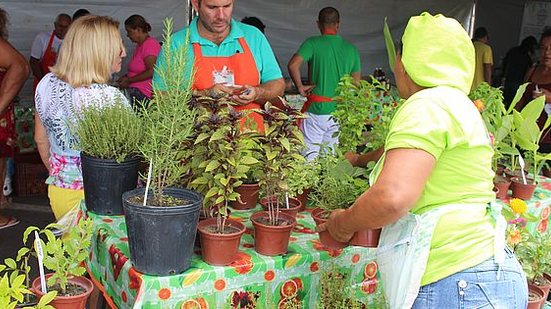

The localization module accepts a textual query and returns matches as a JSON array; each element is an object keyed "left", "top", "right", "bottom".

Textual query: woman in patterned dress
[{"left": 34, "top": 15, "right": 129, "bottom": 221}]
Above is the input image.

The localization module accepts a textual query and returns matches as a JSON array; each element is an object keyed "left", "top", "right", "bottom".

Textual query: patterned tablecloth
[
  {"left": 85, "top": 176, "right": 551, "bottom": 309},
  {"left": 85, "top": 204, "right": 386, "bottom": 309}
]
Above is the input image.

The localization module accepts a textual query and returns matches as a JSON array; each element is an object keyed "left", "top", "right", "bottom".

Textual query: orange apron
[
  {"left": 192, "top": 37, "right": 264, "bottom": 132},
  {"left": 33, "top": 32, "right": 58, "bottom": 91}
]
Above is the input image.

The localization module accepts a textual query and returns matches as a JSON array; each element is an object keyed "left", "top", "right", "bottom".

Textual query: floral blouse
[{"left": 35, "top": 73, "right": 129, "bottom": 189}]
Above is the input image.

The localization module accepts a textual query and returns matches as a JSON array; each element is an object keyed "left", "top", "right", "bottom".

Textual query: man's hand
[
  {"left": 231, "top": 85, "right": 257, "bottom": 105},
  {"left": 315, "top": 209, "right": 354, "bottom": 242},
  {"left": 298, "top": 84, "right": 315, "bottom": 97},
  {"left": 118, "top": 76, "right": 130, "bottom": 88}
]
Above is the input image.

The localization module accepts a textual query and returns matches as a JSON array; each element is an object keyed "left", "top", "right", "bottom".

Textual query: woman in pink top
[{"left": 118, "top": 15, "right": 161, "bottom": 107}]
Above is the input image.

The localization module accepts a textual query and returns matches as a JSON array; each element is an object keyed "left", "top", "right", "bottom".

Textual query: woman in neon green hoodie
[{"left": 317, "top": 12, "right": 527, "bottom": 308}]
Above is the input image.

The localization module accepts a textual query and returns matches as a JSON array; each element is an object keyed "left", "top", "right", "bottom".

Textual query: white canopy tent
[{"left": 1, "top": 0, "right": 532, "bottom": 103}]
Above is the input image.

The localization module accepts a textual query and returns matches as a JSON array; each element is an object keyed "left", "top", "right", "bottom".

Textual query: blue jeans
[{"left": 412, "top": 247, "right": 528, "bottom": 309}]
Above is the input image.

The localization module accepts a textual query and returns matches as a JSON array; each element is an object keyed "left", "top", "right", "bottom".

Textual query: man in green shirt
[{"left": 288, "top": 7, "right": 361, "bottom": 159}]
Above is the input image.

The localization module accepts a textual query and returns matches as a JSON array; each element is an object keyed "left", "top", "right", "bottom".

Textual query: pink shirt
[{"left": 127, "top": 36, "right": 161, "bottom": 98}]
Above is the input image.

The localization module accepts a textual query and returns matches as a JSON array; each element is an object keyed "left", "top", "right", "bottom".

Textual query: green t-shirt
[
  {"left": 297, "top": 35, "right": 360, "bottom": 115},
  {"left": 380, "top": 85, "right": 496, "bottom": 285}
]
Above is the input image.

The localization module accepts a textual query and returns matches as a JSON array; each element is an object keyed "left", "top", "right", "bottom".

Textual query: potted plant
[
  {"left": 189, "top": 96, "right": 257, "bottom": 265},
  {"left": 24, "top": 219, "right": 94, "bottom": 309},
  {"left": 515, "top": 230, "right": 551, "bottom": 306},
  {"left": 469, "top": 82, "right": 518, "bottom": 198},
  {"left": 309, "top": 153, "right": 378, "bottom": 248},
  {"left": 510, "top": 88, "right": 550, "bottom": 200},
  {"left": 287, "top": 158, "right": 320, "bottom": 212},
  {"left": 122, "top": 18, "right": 202, "bottom": 276},
  {"left": 318, "top": 264, "right": 368, "bottom": 309},
  {"left": 251, "top": 100, "right": 304, "bottom": 256},
  {"left": 72, "top": 101, "right": 143, "bottom": 215}
]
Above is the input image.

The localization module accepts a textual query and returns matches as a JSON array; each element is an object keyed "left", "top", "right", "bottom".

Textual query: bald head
[{"left": 318, "top": 7, "right": 339, "bottom": 25}]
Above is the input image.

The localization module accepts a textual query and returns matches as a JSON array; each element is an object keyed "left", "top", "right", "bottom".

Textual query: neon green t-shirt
[
  {"left": 472, "top": 41, "right": 493, "bottom": 91},
  {"left": 297, "top": 35, "right": 360, "bottom": 115},
  {"left": 382, "top": 85, "right": 496, "bottom": 285}
]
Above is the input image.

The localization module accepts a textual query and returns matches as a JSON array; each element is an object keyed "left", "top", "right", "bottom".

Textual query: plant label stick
[
  {"left": 519, "top": 154, "right": 528, "bottom": 185},
  {"left": 34, "top": 231, "right": 47, "bottom": 294},
  {"left": 143, "top": 159, "right": 153, "bottom": 206},
  {"left": 285, "top": 192, "right": 290, "bottom": 209}
]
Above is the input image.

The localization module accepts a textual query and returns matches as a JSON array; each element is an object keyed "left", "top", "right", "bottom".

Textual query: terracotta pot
[
  {"left": 511, "top": 177, "right": 537, "bottom": 200},
  {"left": 505, "top": 169, "right": 528, "bottom": 181},
  {"left": 493, "top": 176, "right": 511, "bottom": 200},
  {"left": 32, "top": 274, "right": 93, "bottom": 309},
  {"left": 295, "top": 188, "right": 311, "bottom": 212},
  {"left": 260, "top": 196, "right": 302, "bottom": 219},
  {"left": 350, "top": 228, "right": 381, "bottom": 247},
  {"left": 197, "top": 218, "right": 245, "bottom": 266},
  {"left": 230, "top": 183, "right": 260, "bottom": 210},
  {"left": 251, "top": 211, "right": 296, "bottom": 256},
  {"left": 533, "top": 274, "right": 551, "bottom": 303},
  {"left": 527, "top": 284, "right": 545, "bottom": 309},
  {"left": 311, "top": 207, "right": 348, "bottom": 249}
]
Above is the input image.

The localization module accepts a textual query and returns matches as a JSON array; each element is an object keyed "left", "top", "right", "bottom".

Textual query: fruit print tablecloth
[
  {"left": 85, "top": 205, "right": 386, "bottom": 309},
  {"left": 84, "top": 176, "right": 551, "bottom": 309}
]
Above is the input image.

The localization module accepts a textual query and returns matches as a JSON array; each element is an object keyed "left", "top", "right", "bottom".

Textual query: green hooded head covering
[{"left": 401, "top": 12, "right": 475, "bottom": 94}]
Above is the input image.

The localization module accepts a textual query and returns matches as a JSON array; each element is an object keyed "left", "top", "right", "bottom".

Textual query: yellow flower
[
  {"left": 507, "top": 229, "right": 522, "bottom": 245},
  {"left": 510, "top": 198, "right": 528, "bottom": 214},
  {"left": 473, "top": 99, "right": 485, "bottom": 112}
]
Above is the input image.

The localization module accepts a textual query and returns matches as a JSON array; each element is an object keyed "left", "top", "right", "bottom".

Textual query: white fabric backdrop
[{"left": 2, "top": 0, "right": 474, "bottom": 102}]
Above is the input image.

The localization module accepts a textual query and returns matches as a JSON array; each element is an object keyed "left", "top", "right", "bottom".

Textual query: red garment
[
  {"left": 0, "top": 71, "right": 16, "bottom": 157},
  {"left": 33, "top": 32, "right": 58, "bottom": 91},
  {"left": 192, "top": 37, "right": 264, "bottom": 132}
]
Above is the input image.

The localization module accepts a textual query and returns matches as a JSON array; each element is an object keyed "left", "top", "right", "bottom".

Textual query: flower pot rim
[
  {"left": 197, "top": 217, "right": 246, "bottom": 237},
  {"left": 32, "top": 274, "right": 94, "bottom": 299},
  {"left": 123, "top": 187, "right": 203, "bottom": 212},
  {"left": 260, "top": 196, "right": 301, "bottom": 211},
  {"left": 251, "top": 211, "right": 296, "bottom": 228},
  {"left": 511, "top": 176, "right": 537, "bottom": 185}
]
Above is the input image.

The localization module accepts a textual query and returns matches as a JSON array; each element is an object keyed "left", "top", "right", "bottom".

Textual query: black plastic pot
[
  {"left": 81, "top": 153, "right": 140, "bottom": 215},
  {"left": 123, "top": 187, "right": 202, "bottom": 276}
]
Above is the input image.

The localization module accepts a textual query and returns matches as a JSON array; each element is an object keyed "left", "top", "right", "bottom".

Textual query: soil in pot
[
  {"left": 260, "top": 196, "right": 302, "bottom": 219},
  {"left": 350, "top": 228, "right": 381, "bottom": 247},
  {"left": 311, "top": 207, "right": 348, "bottom": 249},
  {"left": 198, "top": 218, "right": 245, "bottom": 266},
  {"left": 251, "top": 211, "right": 296, "bottom": 256},
  {"left": 528, "top": 284, "right": 545, "bottom": 309},
  {"left": 511, "top": 177, "right": 537, "bottom": 200},
  {"left": 230, "top": 183, "right": 260, "bottom": 210},
  {"left": 32, "top": 275, "right": 93, "bottom": 309},
  {"left": 493, "top": 175, "right": 511, "bottom": 200},
  {"left": 533, "top": 274, "right": 551, "bottom": 302}
]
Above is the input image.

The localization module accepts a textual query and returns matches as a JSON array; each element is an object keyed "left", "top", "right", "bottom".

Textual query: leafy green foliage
[
  {"left": 188, "top": 96, "right": 260, "bottom": 230},
  {"left": 140, "top": 18, "right": 197, "bottom": 205},
  {"left": 317, "top": 264, "right": 364, "bottom": 309},
  {"left": 309, "top": 152, "right": 370, "bottom": 212},
  {"left": 469, "top": 82, "right": 518, "bottom": 171},
  {"left": 287, "top": 159, "right": 320, "bottom": 197},
  {"left": 23, "top": 219, "right": 93, "bottom": 295},
  {"left": 516, "top": 232, "right": 551, "bottom": 284},
  {"left": 256, "top": 101, "right": 306, "bottom": 225},
  {"left": 333, "top": 75, "right": 401, "bottom": 153},
  {"left": 72, "top": 101, "right": 143, "bottom": 163}
]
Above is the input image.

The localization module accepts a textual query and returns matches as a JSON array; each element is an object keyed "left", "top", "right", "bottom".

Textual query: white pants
[{"left": 300, "top": 112, "right": 339, "bottom": 160}]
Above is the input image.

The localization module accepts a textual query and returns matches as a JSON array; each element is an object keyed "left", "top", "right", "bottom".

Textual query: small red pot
[
  {"left": 527, "top": 284, "right": 545, "bottom": 309},
  {"left": 295, "top": 188, "right": 311, "bottom": 212},
  {"left": 230, "top": 183, "right": 260, "bottom": 210},
  {"left": 350, "top": 228, "right": 381, "bottom": 247},
  {"left": 260, "top": 196, "right": 302, "bottom": 219},
  {"left": 32, "top": 274, "right": 93, "bottom": 309},
  {"left": 197, "top": 218, "right": 245, "bottom": 266},
  {"left": 251, "top": 211, "right": 296, "bottom": 256},
  {"left": 511, "top": 177, "right": 537, "bottom": 200},
  {"left": 494, "top": 175, "right": 511, "bottom": 200},
  {"left": 311, "top": 207, "right": 348, "bottom": 249}
]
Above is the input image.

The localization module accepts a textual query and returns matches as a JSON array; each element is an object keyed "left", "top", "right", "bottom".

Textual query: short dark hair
[
  {"left": 241, "top": 16, "right": 265, "bottom": 33},
  {"left": 0, "top": 7, "right": 8, "bottom": 39},
  {"left": 125, "top": 14, "right": 151, "bottom": 33},
  {"left": 473, "top": 27, "right": 488, "bottom": 40},
  {"left": 520, "top": 36, "right": 537, "bottom": 52},
  {"left": 540, "top": 28, "right": 551, "bottom": 45},
  {"left": 72, "top": 9, "right": 90, "bottom": 21},
  {"left": 318, "top": 7, "right": 339, "bottom": 25}
]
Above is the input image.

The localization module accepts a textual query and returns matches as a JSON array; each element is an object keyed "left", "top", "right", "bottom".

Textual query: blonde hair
[{"left": 50, "top": 15, "right": 125, "bottom": 88}]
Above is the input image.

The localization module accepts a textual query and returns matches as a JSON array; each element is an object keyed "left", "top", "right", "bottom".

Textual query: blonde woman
[{"left": 34, "top": 15, "right": 128, "bottom": 221}]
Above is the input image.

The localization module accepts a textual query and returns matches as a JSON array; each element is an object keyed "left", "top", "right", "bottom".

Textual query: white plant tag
[{"left": 34, "top": 231, "right": 47, "bottom": 294}]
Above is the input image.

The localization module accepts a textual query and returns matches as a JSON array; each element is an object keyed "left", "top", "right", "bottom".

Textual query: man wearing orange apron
[
  {"left": 30, "top": 13, "right": 71, "bottom": 92},
  {"left": 288, "top": 7, "right": 361, "bottom": 160},
  {"left": 153, "top": 0, "right": 284, "bottom": 133}
]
